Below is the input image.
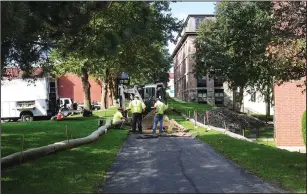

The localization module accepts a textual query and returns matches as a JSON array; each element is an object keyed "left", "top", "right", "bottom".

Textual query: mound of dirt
[
  {"left": 140, "top": 112, "right": 190, "bottom": 137},
  {"left": 206, "top": 108, "right": 265, "bottom": 132}
]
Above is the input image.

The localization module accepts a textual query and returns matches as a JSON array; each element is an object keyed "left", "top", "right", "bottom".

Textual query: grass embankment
[
  {"left": 1, "top": 107, "right": 129, "bottom": 194},
  {"left": 168, "top": 110, "right": 306, "bottom": 193},
  {"left": 167, "top": 97, "right": 213, "bottom": 114},
  {"left": 1, "top": 108, "right": 116, "bottom": 157},
  {"left": 168, "top": 98, "right": 274, "bottom": 139},
  {"left": 244, "top": 127, "right": 274, "bottom": 139},
  {"left": 255, "top": 139, "right": 276, "bottom": 147}
]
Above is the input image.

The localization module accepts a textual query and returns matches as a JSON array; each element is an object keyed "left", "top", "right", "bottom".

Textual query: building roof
[
  {"left": 171, "top": 32, "right": 197, "bottom": 58},
  {"left": 172, "top": 14, "right": 215, "bottom": 58},
  {"left": 175, "top": 14, "right": 216, "bottom": 42}
]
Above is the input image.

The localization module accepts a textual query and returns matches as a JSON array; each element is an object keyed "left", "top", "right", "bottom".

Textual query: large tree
[
  {"left": 50, "top": 2, "right": 182, "bottom": 110},
  {"left": 267, "top": 1, "right": 306, "bottom": 89},
  {"left": 195, "top": 2, "right": 273, "bottom": 111},
  {"left": 1, "top": 2, "right": 110, "bottom": 74}
]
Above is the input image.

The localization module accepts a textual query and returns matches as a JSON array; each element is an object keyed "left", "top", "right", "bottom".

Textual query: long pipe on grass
[{"left": 1, "top": 120, "right": 112, "bottom": 169}]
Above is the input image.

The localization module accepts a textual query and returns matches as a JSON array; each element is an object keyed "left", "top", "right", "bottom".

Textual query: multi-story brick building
[
  {"left": 172, "top": 14, "right": 274, "bottom": 115},
  {"left": 172, "top": 14, "right": 220, "bottom": 105}
]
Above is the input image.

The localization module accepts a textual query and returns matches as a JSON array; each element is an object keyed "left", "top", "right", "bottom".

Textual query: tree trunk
[
  {"left": 232, "top": 89, "right": 236, "bottom": 111},
  {"left": 266, "top": 99, "right": 270, "bottom": 123},
  {"left": 109, "top": 77, "right": 116, "bottom": 106},
  {"left": 81, "top": 68, "right": 91, "bottom": 110},
  {"left": 100, "top": 78, "right": 106, "bottom": 110},
  {"left": 104, "top": 69, "right": 109, "bottom": 109},
  {"left": 112, "top": 79, "right": 117, "bottom": 105},
  {"left": 236, "top": 87, "right": 244, "bottom": 112},
  {"left": 1, "top": 119, "right": 112, "bottom": 169},
  {"left": 265, "top": 86, "right": 271, "bottom": 123}
]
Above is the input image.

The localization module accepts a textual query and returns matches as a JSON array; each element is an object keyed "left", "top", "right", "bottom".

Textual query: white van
[{"left": 1, "top": 77, "right": 58, "bottom": 122}]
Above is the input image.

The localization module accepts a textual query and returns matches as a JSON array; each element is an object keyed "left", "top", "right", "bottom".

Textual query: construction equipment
[{"left": 116, "top": 82, "right": 167, "bottom": 131}]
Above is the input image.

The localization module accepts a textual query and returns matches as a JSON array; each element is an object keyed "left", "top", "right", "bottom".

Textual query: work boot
[{"left": 159, "top": 131, "right": 166, "bottom": 136}]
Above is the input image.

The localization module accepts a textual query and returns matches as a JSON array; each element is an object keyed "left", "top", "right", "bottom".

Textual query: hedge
[{"left": 302, "top": 111, "right": 306, "bottom": 145}]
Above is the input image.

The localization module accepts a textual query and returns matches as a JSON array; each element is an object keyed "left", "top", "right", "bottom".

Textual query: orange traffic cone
[{"left": 57, "top": 112, "right": 63, "bottom": 121}]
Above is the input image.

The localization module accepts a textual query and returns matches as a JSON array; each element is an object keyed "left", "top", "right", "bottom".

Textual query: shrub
[{"left": 302, "top": 111, "right": 306, "bottom": 145}]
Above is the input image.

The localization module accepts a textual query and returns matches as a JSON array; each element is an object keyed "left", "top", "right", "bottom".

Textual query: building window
[
  {"left": 195, "top": 17, "right": 204, "bottom": 30},
  {"left": 197, "top": 89, "right": 207, "bottom": 103},
  {"left": 250, "top": 92, "right": 256, "bottom": 102},
  {"left": 214, "top": 77, "right": 223, "bottom": 87},
  {"left": 197, "top": 76, "right": 207, "bottom": 87},
  {"left": 214, "top": 89, "right": 224, "bottom": 105}
]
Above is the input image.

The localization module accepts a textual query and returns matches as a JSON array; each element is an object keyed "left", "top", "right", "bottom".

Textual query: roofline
[
  {"left": 171, "top": 32, "right": 197, "bottom": 58},
  {"left": 175, "top": 14, "right": 216, "bottom": 42}
]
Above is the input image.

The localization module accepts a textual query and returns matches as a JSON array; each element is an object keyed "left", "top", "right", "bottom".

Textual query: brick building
[
  {"left": 3, "top": 68, "right": 112, "bottom": 107},
  {"left": 57, "top": 74, "right": 104, "bottom": 104},
  {"left": 171, "top": 14, "right": 273, "bottom": 115},
  {"left": 274, "top": 79, "right": 306, "bottom": 152},
  {"left": 172, "top": 14, "right": 222, "bottom": 105}
]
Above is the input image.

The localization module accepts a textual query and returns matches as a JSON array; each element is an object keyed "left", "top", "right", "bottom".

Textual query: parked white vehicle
[
  {"left": 58, "top": 98, "right": 74, "bottom": 109},
  {"left": 1, "top": 77, "right": 58, "bottom": 122}
]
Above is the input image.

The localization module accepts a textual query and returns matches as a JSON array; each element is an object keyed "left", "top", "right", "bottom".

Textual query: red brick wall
[
  {"left": 274, "top": 78, "right": 306, "bottom": 146},
  {"left": 57, "top": 74, "right": 104, "bottom": 103}
]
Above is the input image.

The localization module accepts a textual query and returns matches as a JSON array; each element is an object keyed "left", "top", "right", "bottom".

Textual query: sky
[{"left": 168, "top": 2, "right": 216, "bottom": 55}]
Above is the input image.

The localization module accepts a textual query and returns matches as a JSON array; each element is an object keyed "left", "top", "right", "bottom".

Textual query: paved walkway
[{"left": 100, "top": 135, "right": 285, "bottom": 193}]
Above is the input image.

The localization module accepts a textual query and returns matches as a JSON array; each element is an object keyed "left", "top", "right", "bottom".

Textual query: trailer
[{"left": 1, "top": 77, "right": 58, "bottom": 122}]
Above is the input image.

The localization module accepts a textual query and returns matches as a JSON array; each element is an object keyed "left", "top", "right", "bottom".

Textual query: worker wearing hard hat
[
  {"left": 112, "top": 107, "right": 127, "bottom": 129},
  {"left": 127, "top": 95, "right": 146, "bottom": 134},
  {"left": 152, "top": 97, "right": 168, "bottom": 134}
]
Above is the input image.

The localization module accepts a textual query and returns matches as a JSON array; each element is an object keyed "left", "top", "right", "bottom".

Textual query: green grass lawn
[
  {"left": 256, "top": 139, "right": 276, "bottom": 147},
  {"left": 168, "top": 110, "right": 306, "bottom": 193},
  {"left": 1, "top": 108, "right": 116, "bottom": 157},
  {"left": 167, "top": 97, "right": 213, "bottom": 114},
  {"left": 1, "top": 106, "right": 130, "bottom": 194}
]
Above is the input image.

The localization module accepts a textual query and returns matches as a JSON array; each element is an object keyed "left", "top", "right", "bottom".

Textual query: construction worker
[
  {"left": 128, "top": 95, "right": 146, "bottom": 134},
  {"left": 112, "top": 107, "right": 126, "bottom": 129},
  {"left": 152, "top": 98, "right": 168, "bottom": 134}
]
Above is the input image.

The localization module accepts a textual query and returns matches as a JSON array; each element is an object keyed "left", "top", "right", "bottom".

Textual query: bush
[{"left": 302, "top": 111, "right": 306, "bottom": 145}]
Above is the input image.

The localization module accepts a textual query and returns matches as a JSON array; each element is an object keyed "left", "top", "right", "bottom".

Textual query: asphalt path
[{"left": 101, "top": 135, "right": 285, "bottom": 193}]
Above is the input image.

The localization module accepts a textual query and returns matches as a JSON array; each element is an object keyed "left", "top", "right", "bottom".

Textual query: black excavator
[{"left": 116, "top": 82, "right": 167, "bottom": 130}]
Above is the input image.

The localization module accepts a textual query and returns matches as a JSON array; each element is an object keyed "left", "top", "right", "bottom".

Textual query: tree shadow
[
  {"left": 1, "top": 130, "right": 128, "bottom": 194},
  {"left": 98, "top": 135, "right": 293, "bottom": 193}
]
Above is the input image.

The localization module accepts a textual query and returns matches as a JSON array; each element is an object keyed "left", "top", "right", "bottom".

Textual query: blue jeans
[{"left": 152, "top": 114, "right": 164, "bottom": 133}]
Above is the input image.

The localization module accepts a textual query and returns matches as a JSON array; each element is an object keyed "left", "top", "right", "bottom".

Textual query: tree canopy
[
  {"left": 195, "top": 1, "right": 306, "bottom": 111},
  {"left": 1, "top": 2, "right": 110, "bottom": 72},
  {"left": 195, "top": 2, "right": 273, "bottom": 110},
  {"left": 45, "top": 2, "right": 182, "bottom": 109}
]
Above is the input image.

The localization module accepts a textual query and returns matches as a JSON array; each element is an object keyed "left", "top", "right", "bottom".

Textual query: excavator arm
[{"left": 116, "top": 83, "right": 166, "bottom": 131}]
